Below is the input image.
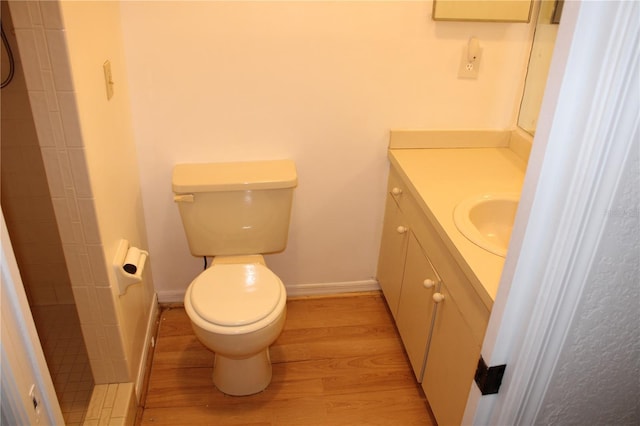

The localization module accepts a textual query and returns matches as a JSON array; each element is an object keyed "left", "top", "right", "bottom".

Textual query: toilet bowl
[
  {"left": 184, "top": 256, "right": 287, "bottom": 396},
  {"left": 173, "top": 160, "right": 296, "bottom": 395}
]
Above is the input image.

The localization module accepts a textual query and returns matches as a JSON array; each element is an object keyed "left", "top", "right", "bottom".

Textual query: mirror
[
  {"left": 433, "top": 0, "right": 533, "bottom": 23},
  {"left": 518, "top": 1, "right": 563, "bottom": 135}
]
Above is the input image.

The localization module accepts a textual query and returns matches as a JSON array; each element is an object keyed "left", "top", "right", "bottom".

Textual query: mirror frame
[
  {"left": 433, "top": 0, "right": 533, "bottom": 23},
  {"left": 518, "top": 0, "right": 563, "bottom": 135}
]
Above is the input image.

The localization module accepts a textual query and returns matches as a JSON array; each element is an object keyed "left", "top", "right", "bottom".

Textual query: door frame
[{"left": 465, "top": 0, "right": 639, "bottom": 423}]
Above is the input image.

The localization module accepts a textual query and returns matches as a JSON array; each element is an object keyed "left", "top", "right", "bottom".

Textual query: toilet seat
[{"left": 189, "top": 263, "right": 283, "bottom": 327}]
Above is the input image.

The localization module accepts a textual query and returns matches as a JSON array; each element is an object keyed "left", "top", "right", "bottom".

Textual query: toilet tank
[{"left": 172, "top": 160, "right": 297, "bottom": 257}]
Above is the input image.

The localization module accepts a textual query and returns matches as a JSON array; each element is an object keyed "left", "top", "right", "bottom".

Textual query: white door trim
[
  {"left": 1, "top": 210, "right": 65, "bottom": 425},
  {"left": 467, "top": 0, "right": 639, "bottom": 424}
]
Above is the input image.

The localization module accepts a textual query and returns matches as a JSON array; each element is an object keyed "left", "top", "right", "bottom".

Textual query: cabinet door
[
  {"left": 396, "top": 233, "right": 439, "bottom": 380},
  {"left": 376, "top": 195, "right": 409, "bottom": 318},
  {"left": 422, "top": 282, "right": 480, "bottom": 426}
]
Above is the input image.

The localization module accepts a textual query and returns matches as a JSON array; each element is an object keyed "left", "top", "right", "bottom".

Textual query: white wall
[
  {"left": 535, "top": 139, "right": 640, "bottom": 424},
  {"left": 119, "top": 1, "right": 535, "bottom": 300},
  {"left": 58, "top": 0, "right": 156, "bottom": 384}
]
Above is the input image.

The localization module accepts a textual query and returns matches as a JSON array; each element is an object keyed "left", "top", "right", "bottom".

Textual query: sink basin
[{"left": 453, "top": 193, "right": 519, "bottom": 257}]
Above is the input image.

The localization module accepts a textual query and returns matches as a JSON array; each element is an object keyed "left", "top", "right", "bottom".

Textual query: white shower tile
[
  {"left": 104, "top": 361, "right": 117, "bottom": 384},
  {"left": 26, "top": 1, "right": 42, "bottom": 27},
  {"left": 1, "top": 117, "right": 39, "bottom": 147},
  {"left": 7, "top": 1, "right": 31, "bottom": 29},
  {"left": 65, "top": 188, "right": 80, "bottom": 221},
  {"left": 40, "top": 147, "right": 65, "bottom": 197},
  {"left": 103, "top": 384, "right": 118, "bottom": 410},
  {"left": 40, "top": 0, "right": 65, "bottom": 30},
  {"left": 77, "top": 199, "right": 100, "bottom": 244},
  {"left": 35, "top": 220, "right": 62, "bottom": 245},
  {"left": 88, "top": 362, "right": 109, "bottom": 385},
  {"left": 85, "top": 384, "right": 107, "bottom": 420},
  {"left": 57, "top": 150, "right": 74, "bottom": 188},
  {"left": 87, "top": 245, "right": 109, "bottom": 286},
  {"left": 13, "top": 29, "right": 44, "bottom": 91},
  {"left": 0, "top": 173, "right": 25, "bottom": 200},
  {"left": 74, "top": 287, "right": 101, "bottom": 326},
  {"left": 1, "top": 90, "right": 33, "bottom": 120},
  {"left": 51, "top": 197, "right": 74, "bottom": 243},
  {"left": 31, "top": 286, "right": 58, "bottom": 306},
  {"left": 33, "top": 27, "right": 52, "bottom": 71},
  {"left": 71, "top": 221, "right": 85, "bottom": 246},
  {"left": 79, "top": 327, "right": 101, "bottom": 362},
  {"left": 62, "top": 243, "right": 84, "bottom": 262},
  {"left": 78, "top": 253, "right": 94, "bottom": 285},
  {"left": 42, "top": 70, "right": 59, "bottom": 111},
  {"left": 67, "top": 149, "right": 93, "bottom": 198},
  {"left": 49, "top": 112, "right": 66, "bottom": 148},
  {"left": 45, "top": 29, "right": 74, "bottom": 91},
  {"left": 111, "top": 384, "right": 134, "bottom": 420},
  {"left": 0, "top": 146, "right": 24, "bottom": 174},
  {"left": 27, "top": 169, "right": 52, "bottom": 198},
  {"left": 57, "top": 92, "right": 83, "bottom": 147},
  {"left": 65, "top": 250, "right": 85, "bottom": 286},
  {"left": 95, "top": 287, "right": 118, "bottom": 325},
  {"left": 22, "top": 145, "right": 44, "bottom": 167},
  {"left": 109, "top": 359, "right": 129, "bottom": 384},
  {"left": 103, "top": 328, "right": 125, "bottom": 362},
  {"left": 96, "top": 332, "right": 110, "bottom": 363},
  {"left": 27, "top": 91, "right": 56, "bottom": 147},
  {"left": 54, "top": 284, "right": 75, "bottom": 305}
]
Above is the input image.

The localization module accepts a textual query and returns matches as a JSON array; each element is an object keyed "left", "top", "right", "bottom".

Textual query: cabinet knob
[
  {"left": 423, "top": 279, "right": 436, "bottom": 289},
  {"left": 396, "top": 226, "right": 408, "bottom": 234},
  {"left": 391, "top": 187, "right": 403, "bottom": 196},
  {"left": 432, "top": 293, "right": 445, "bottom": 303}
]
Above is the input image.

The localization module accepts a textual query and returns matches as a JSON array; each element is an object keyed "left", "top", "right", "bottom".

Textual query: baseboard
[
  {"left": 157, "top": 290, "right": 185, "bottom": 304},
  {"left": 134, "top": 293, "right": 159, "bottom": 401},
  {"left": 285, "top": 279, "right": 380, "bottom": 298},
  {"left": 157, "top": 280, "right": 381, "bottom": 303}
]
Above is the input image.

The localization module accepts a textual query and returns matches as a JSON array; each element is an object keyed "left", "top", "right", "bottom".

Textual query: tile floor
[{"left": 31, "top": 304, "right": 94, "bottom": 426}]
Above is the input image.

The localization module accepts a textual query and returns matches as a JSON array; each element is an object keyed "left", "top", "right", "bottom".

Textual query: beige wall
[
  {"left": 119, "top": 1, "right": 535, "bottom": 300},
  {"left": 59, "top": 0, "right": 156, "bottom": 387},
  {"left": 8, "top": 0, "right": 155, "bottom": 388}
]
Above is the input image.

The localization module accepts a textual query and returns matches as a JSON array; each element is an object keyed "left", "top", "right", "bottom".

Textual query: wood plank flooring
[{"left": 136, "top": 293, "right": 437, "bottom": 426}]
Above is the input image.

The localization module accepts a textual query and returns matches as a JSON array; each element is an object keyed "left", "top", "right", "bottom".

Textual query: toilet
[{"left": 172, "top": 160, "right": 297, "bottom": 396}]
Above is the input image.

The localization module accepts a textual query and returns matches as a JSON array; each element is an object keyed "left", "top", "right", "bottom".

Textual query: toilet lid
[{"left": 189, "top": 263, "right": 282, "bottom": 327}]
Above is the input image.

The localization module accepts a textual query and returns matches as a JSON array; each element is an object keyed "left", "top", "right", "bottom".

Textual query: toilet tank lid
[{"left": 172, "top": 160, "right": 297, "bottom": 193}]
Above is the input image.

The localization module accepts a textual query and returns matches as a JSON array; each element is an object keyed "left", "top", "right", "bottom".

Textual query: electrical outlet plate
[{"left": 458, "top": 49, "right": 482, "bottom": 79}]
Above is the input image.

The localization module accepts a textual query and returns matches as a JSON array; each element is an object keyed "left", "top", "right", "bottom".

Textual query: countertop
[{"left": 388, "top": 147, "right": 527, "bottom": 309}]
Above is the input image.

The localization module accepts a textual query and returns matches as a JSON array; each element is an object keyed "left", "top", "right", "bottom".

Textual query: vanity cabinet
[
  {"left": 376, "top": 189, "right": 409, "bottom": 319},
  {"left": 422, "top": 279, "right": 481, "bottom": 426},
  {"left": 377, "top": 166, "right": 490, "bottom": 426},
  {"left": 395, "top": 233, "right": 439, "bottom": 379}
]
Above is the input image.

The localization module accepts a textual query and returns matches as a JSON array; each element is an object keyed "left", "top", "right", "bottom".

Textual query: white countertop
[{"left": 388, "top": 147, "right": 527, "bottom": 308}]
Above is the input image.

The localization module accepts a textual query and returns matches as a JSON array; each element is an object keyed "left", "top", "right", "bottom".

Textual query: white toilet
[{"left": 172, "top": 160, "right": 297, "bottom": 396}]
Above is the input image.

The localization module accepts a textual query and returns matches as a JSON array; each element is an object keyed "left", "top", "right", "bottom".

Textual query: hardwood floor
[{"left": 136, "top": 293, "right": 437, "bottom": 426}]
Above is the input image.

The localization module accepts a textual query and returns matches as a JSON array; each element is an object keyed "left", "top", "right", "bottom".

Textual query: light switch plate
[{"left": 103, "top": 60, "right": 114, "bottom": 100}]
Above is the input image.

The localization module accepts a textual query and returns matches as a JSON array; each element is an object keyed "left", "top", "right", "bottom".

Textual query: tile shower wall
[
  {"left": 0, "top": 3, "right": 71, "bottom": 306},
  {"left": 7, "top": 0, "right": 130, "bottom": 384}
]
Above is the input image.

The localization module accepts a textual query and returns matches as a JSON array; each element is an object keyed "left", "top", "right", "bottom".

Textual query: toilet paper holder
[{"left": 112, "top": 239, "right": 148, "bottom": 296}]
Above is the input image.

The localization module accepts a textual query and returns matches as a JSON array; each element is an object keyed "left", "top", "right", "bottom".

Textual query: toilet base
[{"left": 212, "top": 349, "right": 273, "bottom": 396}]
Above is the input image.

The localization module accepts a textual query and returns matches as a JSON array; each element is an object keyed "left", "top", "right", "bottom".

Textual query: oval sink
[{"left": 453, "top": 193, "right": 519, "bottom": 257}]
